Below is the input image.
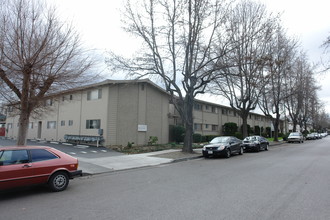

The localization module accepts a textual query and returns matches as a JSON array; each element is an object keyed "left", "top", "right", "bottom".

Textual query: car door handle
[{"left": 22, "top": 164, "right": 32, "bottom": 168}]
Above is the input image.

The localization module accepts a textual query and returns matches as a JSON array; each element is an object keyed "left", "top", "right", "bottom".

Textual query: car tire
[
  {"left": 265, "top": 144, "right": 269, "bottom": 151},
  {"left": 256, "top": 145, "right": 260, "bottom": 152},
  {"left": 48, "top": 171, "right": 69, "bottom": 192},
  {"left": 239, "top": 147, "right": 244, "bottom": 155},
  {"left": 225, "top": 148, "right": 231, "bottom": 158}
]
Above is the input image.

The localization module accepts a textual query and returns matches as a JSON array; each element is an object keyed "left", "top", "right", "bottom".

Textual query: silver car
[{"left": 287, "top": 132, "right": 304, "bottom": 143}]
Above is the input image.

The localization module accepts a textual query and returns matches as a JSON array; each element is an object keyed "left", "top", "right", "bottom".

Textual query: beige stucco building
[{"left": 5, "top": 79, "right": 282, "bottom": 146}]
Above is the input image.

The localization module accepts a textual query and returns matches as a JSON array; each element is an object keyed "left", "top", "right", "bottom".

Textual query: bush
[
  {"left": 223, "top": 122, "right": 238, "bottom": 136},
  {"left": 193, "top": 133, "right": 202, "bottom": 143},
  {"left": 205, "top": 135, "right": 218, "bottom": 142},
  {"left": 148, "top": 136, "right": 158, "bottom": 145},
  {"left": 171, "top": 125, "right": 185, "bottom": 143},
  {"left": 282, "top": 133, "right": 290, "bottom": 141},
  {"left": 234, "top": 132, "right": 243, "bottom": 140}
]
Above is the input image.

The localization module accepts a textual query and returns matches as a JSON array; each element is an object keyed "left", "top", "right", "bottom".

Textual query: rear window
[{"left": 30, "top": 149, "right": 58, "bottom": 162}]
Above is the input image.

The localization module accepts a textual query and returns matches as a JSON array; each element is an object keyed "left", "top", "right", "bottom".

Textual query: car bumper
[
  {"left": 202, "top": 149, "right": 226, "bottom": 157},
  {"left": 242, "top": 144, "right": 257, "bottom": 151},
  {"left": 69, "top": 170, "right": 83, "bottom": 179}
]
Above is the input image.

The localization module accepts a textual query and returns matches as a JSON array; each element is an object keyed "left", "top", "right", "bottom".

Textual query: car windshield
[
  {"left": 210, "top": 137, "right": 230, "bottom": 144},
  {"left": 243, "top": 136, "right": 257, "bottom": 141},
  {"left": 289, "top": 133, "right": 300, "bottom": 136}
]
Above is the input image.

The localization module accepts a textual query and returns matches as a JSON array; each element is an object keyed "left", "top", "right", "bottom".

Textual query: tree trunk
[
  {"left": 241, "top": 112, "right": 248, "bottom": 138},
  {"left": 17, "top": 64, "right": 32, "bottom": 146},
  {"left": 272, "top": 115, "right": 280, "bottom": 142},
  {"left": 17, "top": 111, "right": 30, "bottom": 146},
  {"left": 182, "top": 94, "right": 194, "bottom": 153}
]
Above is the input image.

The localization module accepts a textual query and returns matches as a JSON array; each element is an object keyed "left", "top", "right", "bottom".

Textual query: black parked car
[
  {"left": 202, "top": 136, "right": 243, "bottom": 158},
  {"left": 242, "top": 136, "right": 269, "bottom": 152}
]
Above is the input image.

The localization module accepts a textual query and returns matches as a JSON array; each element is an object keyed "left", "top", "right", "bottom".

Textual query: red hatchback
[{"left": 0, "top": 146, "right": 82, "bottom": 192}]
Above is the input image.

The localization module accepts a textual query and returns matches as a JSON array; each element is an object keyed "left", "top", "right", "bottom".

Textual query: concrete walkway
[
  {"left": 78, "top": 149, "right": 202, "bottom": 175},
  {"left": 78, "top": 141, "right": 284, "bottom": 175}
]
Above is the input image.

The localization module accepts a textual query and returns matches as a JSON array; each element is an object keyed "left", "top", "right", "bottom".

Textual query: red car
[{"left": 0, "top": 146, "right": 82, "bottom": 192}]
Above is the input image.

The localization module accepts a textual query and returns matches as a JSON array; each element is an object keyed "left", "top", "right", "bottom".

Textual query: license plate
[{"left": 208, "top": 151, "right": 213, "bottom": 154}]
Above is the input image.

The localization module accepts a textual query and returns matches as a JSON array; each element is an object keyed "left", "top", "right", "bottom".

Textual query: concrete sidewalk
[
  {"left": 78, "top": 149, "right": 203, "bottom": 175},
  {"left": 78, "top": 141, "right": 284, "bottom": 175}
]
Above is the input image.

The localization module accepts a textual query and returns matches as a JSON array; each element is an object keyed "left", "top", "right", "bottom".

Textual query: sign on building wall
[{"left": 138, "top": 124, "right": 148, "bottom": 132}]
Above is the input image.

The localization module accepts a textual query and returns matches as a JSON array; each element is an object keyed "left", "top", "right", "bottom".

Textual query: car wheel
[
  {"left": 49, "top": 171, "right": 69, "bottom": 192},
  {"left": 225, "top": 148, "right": 231, "bottom": 158},
  {"left": 239, "top": 147, "right": 244, "bottom": 155},
  {"left": 265, "top": 144, "right": 269, "bottom": 151},
  {"left": 256, "top": 145, "right": 260, "bottom": 152}
]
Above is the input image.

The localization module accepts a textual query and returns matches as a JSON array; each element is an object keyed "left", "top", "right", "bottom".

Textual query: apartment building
[{"left": 5, "top": 79, "right": 281, "bottom": 146}]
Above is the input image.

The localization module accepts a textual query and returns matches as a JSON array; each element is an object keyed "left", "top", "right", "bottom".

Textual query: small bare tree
[
  {"left": 211, "top": 0, "right": 276, "bottom": 138},
  {"left": 106, "top": 0, "right": 231, "bottom": 152},
  {"left": 0, "top": 0, "right": 94, "bottom": 145}
]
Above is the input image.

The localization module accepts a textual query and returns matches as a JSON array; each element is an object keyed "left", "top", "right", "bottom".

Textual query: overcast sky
[{"left": 54, "top": 0, "right": 330, "bottom": 112}]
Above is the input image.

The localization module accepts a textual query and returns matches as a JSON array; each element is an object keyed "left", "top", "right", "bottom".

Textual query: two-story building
[{"left": 4, "top": 79, "right": 283, "bottom": 146}]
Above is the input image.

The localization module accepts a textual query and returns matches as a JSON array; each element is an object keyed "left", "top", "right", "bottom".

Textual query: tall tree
[
  {"left": 0, "top": 0, "right": 94, "bottom": 145},
  {"left": 283, "top": 52, "right": 315, "bottom": 132},
  {"left": 258, "top": 25, "right": 298, "bottom": 140},
  {"left": 211, "top": 0, "right": 276, "bottom": 138},
  {"left": 106, "top": 0, "right": 231, "bottom": 152}
]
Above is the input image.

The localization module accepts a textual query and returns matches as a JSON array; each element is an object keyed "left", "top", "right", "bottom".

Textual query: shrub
[
  {"left": 193, "top": 133, "right": 202, "bottom": 143},
  {"left": 148, "top": 136, "right": 158, "bottom": 145},
  {"left": 205, "top": 135, "right": 218, "bottom": 142},
  {"left": 234, "top": 132, "right": 243, "bottom": 140},
  {"left": 223, "top": 122, "right": 238, "bottom": 136},
  {"left": 171, "top": 125, "right": 185, "bottom": 143}
]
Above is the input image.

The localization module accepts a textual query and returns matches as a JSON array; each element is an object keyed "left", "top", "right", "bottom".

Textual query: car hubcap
[{"left": 54, "top": 174, "right": 67, "bottom": 189}]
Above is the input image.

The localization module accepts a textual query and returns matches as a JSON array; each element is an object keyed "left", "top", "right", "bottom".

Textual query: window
[
  {"left": 194, "top": 103, "right": 202, "bottom": 111},
  {"left": 68, "top": 120, "right": 73, "bottom": 126},
  {"left": 47, "top": 121, "right": 56, "bottom": 129},
  {"left": 212, "top": 125, "right": 218, "bottom": 131},
  {"left": 28, "top": 122, "right": 33, "bottom": 129},
  {"left": 212, "top": 106, "right": 217, "bottom": 113},
  {"left": 87, "top": 89, "right": 102, "bottom": 100},
  {"left": 222, "top": 109, "right": 228, "bottom": 115},
  {"left": 194, "top": 123, "right": 202, "bottom": 131},
  {"left": 61, "top": 120, "right": 65, "bottom": 126},
  {"left": 30, "top": 149, "right": 58, "bottom": 162},
  {"left": 205, "top": 105, "right": 209, "bottom": 111},
  {"left": 8, "top": 106, "right": 13, "bottom": 112},
  {"left": 0, "top": 150, "right": 29, "bottom": 165},
  {"left": 86, "top": 119, "right": 101, "bottom": 129},
  {"left": 205, "top": 124, "right": 209, "bottom": 129}
]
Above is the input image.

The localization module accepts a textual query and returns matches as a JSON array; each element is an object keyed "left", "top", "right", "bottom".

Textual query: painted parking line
[
  {"left": 101, "top": 150, "right": 107, "bottom": 152},
  {"left": 80, "top": 151, "right": 87, "bottom": 154},
  {"left": 90, "top": 150, "right": 98, "bottom": 153},
  {"left": 69, "top": 152, "right": 76, "bottom": 155},
  {"left": 75, "top": 145, "right": 89, "bottom": 149}
]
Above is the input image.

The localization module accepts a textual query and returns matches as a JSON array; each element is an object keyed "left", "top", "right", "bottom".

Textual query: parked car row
[
  {"left": 202, "top": 135, "right": 269, "bottom": 158},
  {"left": 0, "top": 146, "right": 82, "bottom": 192},
  {"left": 306, "top": 132, "right": 328, "bottom": 140}
]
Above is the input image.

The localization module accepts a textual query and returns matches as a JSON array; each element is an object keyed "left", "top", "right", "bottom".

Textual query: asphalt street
[{"left": 1, "top": 137, "right": 330, "bottom": 220}]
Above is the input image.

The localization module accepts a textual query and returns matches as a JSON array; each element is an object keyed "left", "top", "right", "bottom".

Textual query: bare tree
[
  {"left": 106, "top": 0, "right": 231, "bottom": 152},
  {"left": 0, "top": 0, "right": 94, "bottom": 145},
  {"left": 283, "top": 52, "right": 316, "bottom": 132},
  {"left": 258, "top": 25, "right": 299, "bottom": 140},
  {"left": 211, "top": 0, "right": 276, "bottom": 138}
]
